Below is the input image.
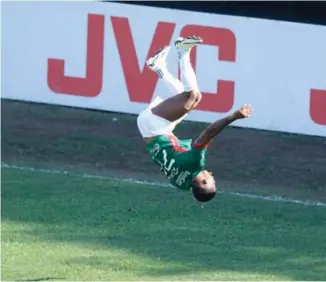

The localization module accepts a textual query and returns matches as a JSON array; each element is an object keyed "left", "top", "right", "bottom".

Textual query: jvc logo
[{"left": 47, "top": 13, "right": 236, "bottom": 114}]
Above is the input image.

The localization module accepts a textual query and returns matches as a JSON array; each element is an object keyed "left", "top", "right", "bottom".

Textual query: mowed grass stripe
[{"left": 2, "top": 168, "right": 326, "bottom": 281}]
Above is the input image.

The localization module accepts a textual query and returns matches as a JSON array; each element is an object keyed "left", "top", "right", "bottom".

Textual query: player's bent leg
[
  {"left": 137, "top": 37, "right": 203, "bottom": 140},
  {"left": 147, "top": 36, "right": 203, "bottom": 123}
]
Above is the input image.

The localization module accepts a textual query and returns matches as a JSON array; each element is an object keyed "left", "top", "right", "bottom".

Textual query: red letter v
[{"left": 111, "top": 17, "right": 175, "bottom": 103}]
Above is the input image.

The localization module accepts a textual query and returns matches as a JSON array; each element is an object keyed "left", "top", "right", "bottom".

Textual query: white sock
[
  {"left": 155, "top": 67, "right": 184, "bottom": 95},
  {"left": 178, "top": 49, "right": 199, "bottom": 92}
]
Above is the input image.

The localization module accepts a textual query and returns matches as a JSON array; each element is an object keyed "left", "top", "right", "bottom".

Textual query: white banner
[{"left": 2, "top": 2, "right": 326, "bottom": 136}]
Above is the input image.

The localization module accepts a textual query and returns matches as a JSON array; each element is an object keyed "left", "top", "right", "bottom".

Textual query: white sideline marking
[{"left": 2, "top": 163, "right": 326, "bottom": 207}]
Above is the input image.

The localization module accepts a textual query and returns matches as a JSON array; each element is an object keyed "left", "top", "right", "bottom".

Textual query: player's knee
[
  {"left": 189, "top": 90, "right": 202, "bottom": 102},
  {"left": 193, "top": 90, "right": 202, "bottom": 107},
  {"left": 195, "top": 90, "right": 202, "bottom": 102},
  {"left": 184, "top": 90, "right": 202, "bottom": 110}
]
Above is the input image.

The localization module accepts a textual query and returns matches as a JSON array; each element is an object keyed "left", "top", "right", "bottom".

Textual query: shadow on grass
[
  {"left": 2, "top": 168, "right": 326, "bottom": 280},
  {"left": 18, "top": 277, "right": 65, "bottom": 282}
]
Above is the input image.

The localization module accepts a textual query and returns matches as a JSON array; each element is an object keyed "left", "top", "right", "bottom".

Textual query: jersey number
[{"left": 159, "top": 150, "right": 176, "bottom": 175}]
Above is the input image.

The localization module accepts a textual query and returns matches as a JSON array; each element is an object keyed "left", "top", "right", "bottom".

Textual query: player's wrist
[{"left": 229, "top": 113, "right": 239, "bottom": 121}]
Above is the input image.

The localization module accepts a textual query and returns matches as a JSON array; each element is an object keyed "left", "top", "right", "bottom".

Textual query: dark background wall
[{"left": 118, "top": 1, "right": 326, "bottom": 26}]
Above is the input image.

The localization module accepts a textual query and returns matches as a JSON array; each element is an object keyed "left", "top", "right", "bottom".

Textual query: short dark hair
[{"left": 191, "top": 183, "right": 216, "bottom": 202}]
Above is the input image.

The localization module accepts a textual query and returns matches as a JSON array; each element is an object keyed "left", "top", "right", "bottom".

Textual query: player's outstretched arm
[{"left": 194, "top": 104, "right": 252, "bottom": 147}]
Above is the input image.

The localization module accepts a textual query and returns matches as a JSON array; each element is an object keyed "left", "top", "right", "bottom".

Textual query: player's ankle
[
  {"left": 155, "top": 66, "right": 167, "bottom": 78},
  {"left": 178, "top": 49, "right": 191, "bottom": 60}
]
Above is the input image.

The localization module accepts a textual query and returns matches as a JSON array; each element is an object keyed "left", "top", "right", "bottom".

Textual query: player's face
[
  {"left": 192, "top": 170, "right": 217, "bottom": 202},
  {"left": 201, "top": 170, "right": 216, "bottom": 188},
  {"left": 195, "top": 170, "right": 216, "bottom": 190}
]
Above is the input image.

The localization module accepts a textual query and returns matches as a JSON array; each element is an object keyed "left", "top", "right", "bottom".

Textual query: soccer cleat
[
  {"left": 146, "top": 46, "right": 170, "bottom": 71},
  {"left": 174, "top": 36, "right": 203, "bottom": 50}
]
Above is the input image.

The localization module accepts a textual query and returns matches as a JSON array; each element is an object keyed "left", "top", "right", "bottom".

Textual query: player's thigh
[{"left": 152, "top": 90, "right": 201, "bottom": 122}]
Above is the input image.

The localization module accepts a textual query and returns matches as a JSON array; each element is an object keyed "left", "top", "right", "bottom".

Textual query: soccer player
[{"left": 137, "top": 36, "right": 252, "bottom": 202}]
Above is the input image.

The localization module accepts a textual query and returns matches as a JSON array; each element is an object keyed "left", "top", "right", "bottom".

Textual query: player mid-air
[{"left": 137, "top": 36, "right": 252, "bottom": 202}]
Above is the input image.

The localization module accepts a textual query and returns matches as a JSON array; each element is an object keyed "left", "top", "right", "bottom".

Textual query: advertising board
[{"left": 2, "top": 2, "right": 326, "bottom": 136}]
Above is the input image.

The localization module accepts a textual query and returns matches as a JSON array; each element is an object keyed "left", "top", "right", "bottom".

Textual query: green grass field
[{"left": 2, "top": 167, "right": 326, "bottom": 281}]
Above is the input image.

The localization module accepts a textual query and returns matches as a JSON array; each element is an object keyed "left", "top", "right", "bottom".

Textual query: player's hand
[{"left": 234, "top": 104, "right": 252, "bottom": 119}]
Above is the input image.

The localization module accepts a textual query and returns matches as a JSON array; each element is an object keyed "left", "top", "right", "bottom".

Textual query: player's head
[{"left": 191, "top": 170, "right": 216, "bottom": 202}]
